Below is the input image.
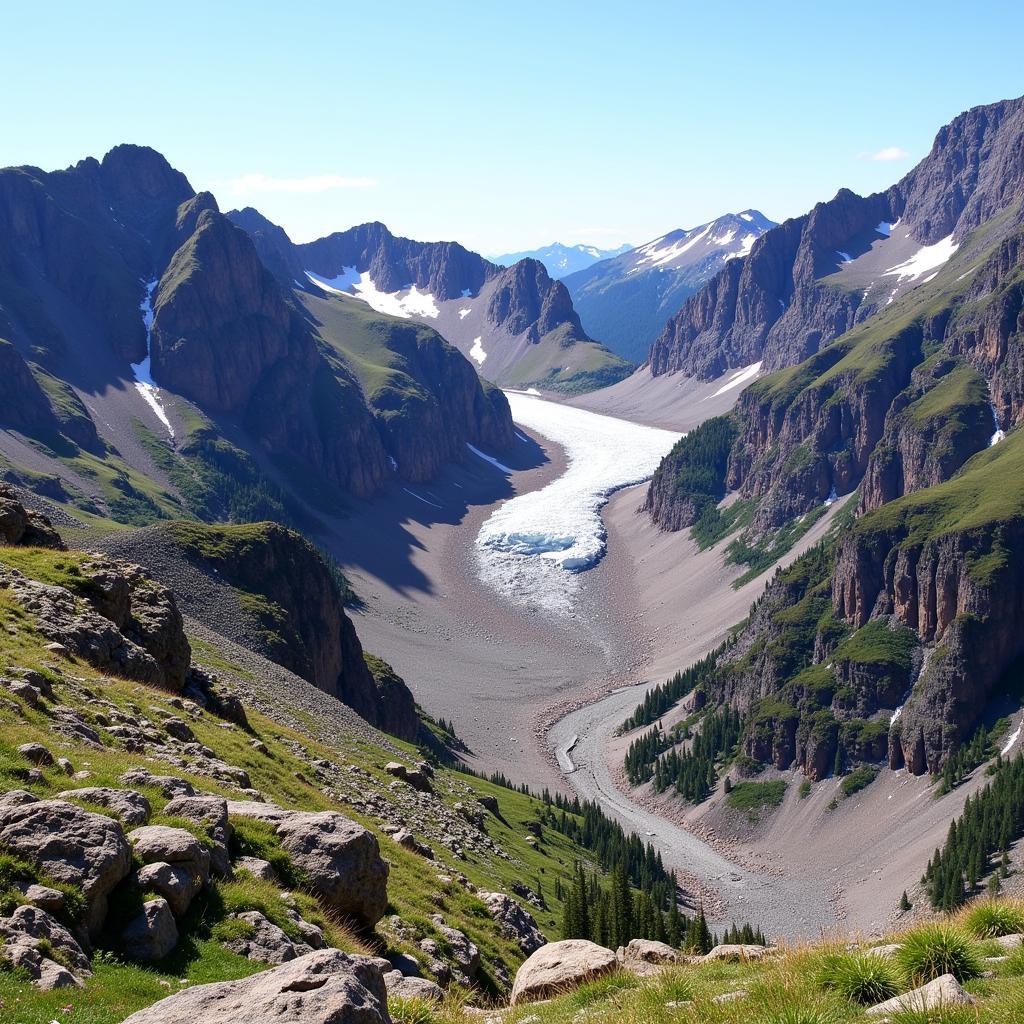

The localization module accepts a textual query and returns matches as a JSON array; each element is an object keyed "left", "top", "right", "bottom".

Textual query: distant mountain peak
[{"left": 489, "top": 242, "right": 633, "bottom": 279}]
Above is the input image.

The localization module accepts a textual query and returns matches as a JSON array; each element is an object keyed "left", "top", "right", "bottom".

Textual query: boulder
[
  {"left": 995, "top": 933, "right": 1024, "bottom": 950},
  {"left": 865, "top": 942, "right": 902, "bottom": 958},
  {"left": 163, "top": 795, "right": 232, "bottom": 877},
  {"left": 273, "top": 811, "right": 388, "bottom": 929},
  {"left": 0, "top": 798, "right": 131, "bottom": 935},
  {"left": 119, "top": 948, "right": 390, "bottom": 1024},
  {"left": 0, "top": 789, "right": 38, "bottom": 806},
  {"left": 122, "top": 898, "right": 179, "bottom": 962},
  {"left": 866, "top": 973, "right": 977, "bottom": 1015},
  {"left": 17, "top": 742, "right": 54, "bottom": 766},
  {"left": 236, "top": 855, "right": 277, "bottom": 881},
  {"left": 620, "top": 938, "right": 678, "bottom": 965},
  {"left": 17, "top": 882, "right": 66, "bottom": 914},
  {"left": 57, "top": 786, "right": 152, "bottom": 826},
  {"left": 384, "top": 761, "right": 431, "bottom": 792},
  {"left": 478, "top": 891, "right": 546, "bottom": 955},
  {"left": 222, "top": 910, "right": 313, "bottom": 964},
  {"left": 394, "top": 829, "right": 434, "bottom": 859},
  {"left": 700, "top": 943, "right": 769, "bottom": 963},
  {"left": 136, "top": 861, "right": 205, "bottom": 919},
  {"left": 511, "top": 939, "right": 619, "bottom": 1005},
  {"left": 120, "top": 768, "right": 195, "bottom": 798},
  {"left": 0, "top": 904, "right": 91, "bottom": 980},
  {"left": 383, "top": 970, "right": 445, "bottom": 1003},
  {"left": 430, "top": 914, "right": 479, "bottom": 983},
  {"left": 129, "top": 824, "right": 211, "bottom": 882}
]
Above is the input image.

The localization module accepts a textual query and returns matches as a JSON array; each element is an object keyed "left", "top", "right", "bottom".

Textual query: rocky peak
[{"left": 486, "top": 258, "right": 586, "bottom": 341}]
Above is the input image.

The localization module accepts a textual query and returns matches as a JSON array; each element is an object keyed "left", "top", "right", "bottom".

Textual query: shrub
[
  {"left": 816, "top": 949, "right": 900, "bottom": 1004},
  {"left": 962, "top": 898, "right": 1024, "bottom": 938},
  {"left": 895, "top": 923, "right": 983, "bottom": 984}
]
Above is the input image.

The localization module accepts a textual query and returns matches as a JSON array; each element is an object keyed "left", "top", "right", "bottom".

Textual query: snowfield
[
  {"left": 469, "top": 336, "right": 487, "bottom": 365},
  {"left": 305, "top": 268, "right": 440, "bottom": 319},
  {"left": 710, "top": 361, "right": 762, "bottom": 397},
  {"left": 131, "top": 279, "right": 174, "bottom": 437},
  {"left": 883, "top": 233, "right": 958, "bottom": 283},
  {"left": 476, "top": 393, "right": 680, "bottom": 613}
]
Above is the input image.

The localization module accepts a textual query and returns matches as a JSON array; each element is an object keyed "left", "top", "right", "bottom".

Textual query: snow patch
[
  {"left": 467, "top": 443, "right": 512, "bottom": 474},
  {"left": 990, "top": 403, "right": 1005, "bottom": 446},
  {"left": 710, "top": 361, "right": 762, "bottom": 398},
  {"left": 875, "top": 221, "right": 895, "bottom": 237},
  {"left": 130, "top": 279, "right": 174, "bottom": 438},
  {"left": 305, "top": 269, "right": 440, "bottom": 320},
  {"left": 740, "top": 212, "right": 753, "bottom": 222},
  {"left": 403, "top": 487, "right": 442, "bottom": 508},
  {"left": 837, "top": 251, "right": 853, "bottom": 263},
  {"left": 636, "top": 226, "right": 711, "bottom": 268},
  {"left": 883, "top": 233, "right": 957, "bottom": 284},
  {"left": 458, "top": 307, "right": 472, "bottom": 319},
  {"left": 476, "top": 394, "right": 680, "bottom": 614},
  {"left": 724, "top": 234, "right": 757, "bottom": 261},
  {"left": 469, "top": 337, "right": 487, "bottom": 365},
  {"left": 1002, "top": 724, "right": 1022, "bottom": 756}
]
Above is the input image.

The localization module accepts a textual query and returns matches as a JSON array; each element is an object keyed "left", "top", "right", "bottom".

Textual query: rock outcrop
[
  {"left": 0, "top": 798, "right": 132, "bottom": 935},
  {"left": 0, "top": 484, "right": 65, "bottom": 549},
  {"left": 119, "top": 948, "right": 390, "bottom": 1024},
  {"left": 478, "top": 891, "right": 546, "bottom": 955}
]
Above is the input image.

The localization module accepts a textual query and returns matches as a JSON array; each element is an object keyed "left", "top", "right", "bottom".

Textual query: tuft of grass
[
  {"left": 815, "top": 949, "right": 901, "bottom": 1004},
  {"left": 895, "top": 923, "right": 984, "bottom": 985},
  {"left": 962, "top": 899, "right": 1024, "bottom": 939},
  {"left": 388, "top": 996, "right": 439, "bottom": 1024}
]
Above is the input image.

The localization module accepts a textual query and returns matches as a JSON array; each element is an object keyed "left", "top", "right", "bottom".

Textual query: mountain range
[
  {"left": 641, "top": 94, "right": 1024, "bottom": 784},
  {"left": 490, "top": 242, "right": 633, "bottom": 279},
  {"left": 564, "top": 211, "right": 776, "bottom": 362}
]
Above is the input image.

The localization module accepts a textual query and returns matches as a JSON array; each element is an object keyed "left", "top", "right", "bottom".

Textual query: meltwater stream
[{"left": 475, "top": 392, "right": 680, "bottom": 614}]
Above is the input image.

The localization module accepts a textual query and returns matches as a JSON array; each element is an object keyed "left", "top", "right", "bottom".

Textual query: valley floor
[{"left": 331, "top": 375, "right": 1024, "bottom": 943}]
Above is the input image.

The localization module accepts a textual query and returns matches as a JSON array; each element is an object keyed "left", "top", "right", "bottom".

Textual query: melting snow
[
  {"left": 823, "top": 485, "right": 838, "bottom": 507},
  {"left": 467, "top": 443, "right": 512, "bottom": 473},
  {"left": 712, "top": 229, "right": 736, "bottom": 247},
  {"left": 890, "top": 704, "right": 904, "bottom": 726},
  {"left": 883, "top": 233, "right": 957, "bottom": 283},
  {"left": 305, "top": 269, "right": 440, "bottom": 319},
  {"left": 476, "top": 393, "right": 680, "bottom": 614},
  {"left": 837, "top": 251, "right": 853, "bottom": 263},
  {"left": 458, "top": 307, "right": 472, "bottom": 319},
  {"left": 130, "top": 279, "right": 174, "bottom": 437},
  {"left": 710, "top": 361, "right": 762, "bottom": 398},
  {"left": 724, "top": 234, "right": 757, "bottom": 261},
  {"left": 740, "top": 212, "right": 753, "bottom": 222},
  {"left": 990, "top": 403, "right": 1005, "bottom": 446},
  {"left": 1002, "top": 724, "right": 1022, "bottom": 756},
  {"left": 636, "top": 226, "right": 711, "bottom": 268},
  {"left": 469, "top": 337, "right": 487, "bottom": 365}
]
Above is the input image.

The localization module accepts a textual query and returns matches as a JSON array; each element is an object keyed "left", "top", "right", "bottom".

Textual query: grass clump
[
  {"left": 962, "top": 899, "right": 1024, "bottom": 938},
  {"left": 815, "top": 949, "right": 901, "bottom": 1004},
  {"left": 388, "top": 996, "right": 439, "bottom": 1024},
  {"left": 895, "top": 923, "right": 984, "bottom": 985}
]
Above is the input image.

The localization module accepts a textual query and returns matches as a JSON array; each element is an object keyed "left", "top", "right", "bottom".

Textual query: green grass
[
  {"left": 895, "top": 923, "right": 984, "bottom": 985},
  {"left": 839, "top": 765, "right": 879, "bottom": 799},
  {"left": 962, "top": 899, "right": 1024, "bottom": 939},
  {"left": 726, "top": 780, "right": 787, "bottom": 814},
  {"left": 815, "top": 949, "right": 901, "bottom": 1005}
]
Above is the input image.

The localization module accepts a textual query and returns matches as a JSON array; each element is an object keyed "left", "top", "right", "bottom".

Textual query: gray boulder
[
  {"left": 0, "top": 798, "right": 131, "bottom": 935},
  {"left": 700, "top": 943, "right": 769, "bottom": 962},
  {"left": 136, "top": 861, "right": 205, "bottom": 919},
  {"left": 0, "top": 904, "right": 92, "bottom": 986},
  {"left": 163, "top": 795, "right": 232, "bottom": 877},
  {"left": 222, "top": 910, "right": 313, "bottom": 964},
  {"left": 511, "top": 939, "right": 618, "bottom": 1005},
  {"left": 620, "top": 938, "right": 678, "bottom": 964},
  {"left": 122, "top": 897, "right": 178, "bottom": 962},
  {"left": 129, "top": 824, "right": 211, "bottom": 882},
  {"left": 478, "top": 891, "right": 546, "bottom": 955},
  {"left": 119, "top": 948, "right": 390, "bottom": 1024},
  {"left": 274, "top": 811, "right": 388, "bottom": 929},
  {"left": 236, "top": 855, "right": 276, "bottom": 881},
  {"left": 120, "top": 768, "right": 195, "bottom": 798},
  {"left": 866, "top": 973, "right": 977, "bottom": 1015},
  {"left": 57, "top": 786, "right": 152, "bottom": 826},
  {"left": 383, "top": 970, "right": 445, "bottom": 1002},
  {"left": 17, "top": 742, "right": 54, "bottom": 766}
]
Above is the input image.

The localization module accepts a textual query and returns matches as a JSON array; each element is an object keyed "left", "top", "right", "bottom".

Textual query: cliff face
[
  {"left": 832, "top": 448, "right": 1024, "bottom": 773},
  {"left": 157, "top": 522, "right": 419, "bottom": 741},
  {"left": 300, "top": 221, "right": 492, "bottom": 302},
  {"left": 650, "top": 96, "right": 1024, "bottom": 383},
  {"left": 484, "top": 259, "right": 588, "bottom": 343}
]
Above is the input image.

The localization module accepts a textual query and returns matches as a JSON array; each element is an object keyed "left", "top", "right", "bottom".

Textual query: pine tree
[{"left": 899, "top": 890, "right": 911, "bottom": 912}]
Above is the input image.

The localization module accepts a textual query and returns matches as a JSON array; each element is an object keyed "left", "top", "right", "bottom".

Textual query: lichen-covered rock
[
  {"left": 620, "top": 938, "right": 679, "bottom": 965},
  {"left": 163, "top": 795, "right": 232, "bottom": 877},
  {"left": 136, "top": 861, "right": 205, "bottom": 919},
  {"left": 272, "top": 811, "right": 388, "bottom": 929},
  {"left": 222, "top": 910, "right": 314, "bottom": 964},
  {"left": 0, "top": 904, "right": 92, "bottom": 986},
  {"left": 57, "top": 786, "right": 151, "bottom": 826},
  {"left": 0, "top": 798, "right": 131, "bottom": 935},
  {"left": 511, "top": 939, "right": 619, "bottom": 1005},
  {"left": 478, "top": 891, "right": 546, "bottom": 955},
  {"left": 119, "top": 947, "right": 390, "bottom": 1024},
  {"left": 383, "top": 970, "right": 444, "bottom": 1003},
  {"left": 700, "top": 944, "right": 770, "bottom": 962}
]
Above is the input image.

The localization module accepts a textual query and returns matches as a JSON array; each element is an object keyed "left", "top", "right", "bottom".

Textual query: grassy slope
[{"left": 0, "top": 545, "right": 621, "bottom": 1022}]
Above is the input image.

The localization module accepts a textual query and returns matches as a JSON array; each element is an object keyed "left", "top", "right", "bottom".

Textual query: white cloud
[
  {"left": 869, "top": 146, "right": 910, "bottom": 162},
  {"left": 221, "top": 173, "right": 377, "bottom": 196}
]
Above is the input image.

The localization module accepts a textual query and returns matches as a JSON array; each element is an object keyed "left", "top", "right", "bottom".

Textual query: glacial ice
[{"left": 476, "top": 392, "right": 680, "bottom": 613}]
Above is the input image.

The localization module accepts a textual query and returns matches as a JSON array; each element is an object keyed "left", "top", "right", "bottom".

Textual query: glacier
[{"left": 476, "top": 392, "right": 680, "bottom": 614}]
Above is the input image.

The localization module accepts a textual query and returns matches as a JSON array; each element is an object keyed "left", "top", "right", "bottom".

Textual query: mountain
[
  {"left": 564, "top": 211, "right": 776, "bottom": 363},
  {"left": 0, "top": 145, "right": 515, "bottom": 525},
  {"left": 490, "top": 242, "right": 632, "bottom": 279},
  {"left": 642, "top": 95, "right": 1024, "bottom": 783},
  {"left": 649, "top": 100, "right": 1024, "bottom": 381},
  {"left": 229, "top": 211, "right": 633, "bottom": 394}
]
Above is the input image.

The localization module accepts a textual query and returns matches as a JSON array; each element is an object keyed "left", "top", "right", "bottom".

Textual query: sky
[{"left": 3, "top": 1, "right": 1023, "bottom": 254}]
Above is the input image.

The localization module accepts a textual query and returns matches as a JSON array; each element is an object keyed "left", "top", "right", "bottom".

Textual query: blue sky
[{"left": 4, "top": 1, "right": 1022, "bottom": 252}]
